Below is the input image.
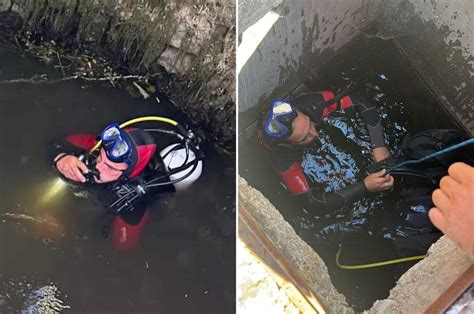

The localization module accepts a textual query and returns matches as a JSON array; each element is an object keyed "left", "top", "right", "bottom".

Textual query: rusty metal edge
[
  {"left": 424, "top": 264, "right": 474, "bottom": 313},
  {"left": 239, "top": 201, "right": 328, "bottom": 314}
]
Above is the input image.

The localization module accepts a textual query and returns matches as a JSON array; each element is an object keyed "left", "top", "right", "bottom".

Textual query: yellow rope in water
[
  {"left": 336, "top": 246, "right": 425, "bottom": 270},
  {"left": 89, "top": 116, "right": 179, "bottom": 153}
]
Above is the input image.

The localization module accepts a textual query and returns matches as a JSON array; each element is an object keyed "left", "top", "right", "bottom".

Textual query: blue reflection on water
[{"left": 302, "top": 116, "right": 366, "bottom": 192}]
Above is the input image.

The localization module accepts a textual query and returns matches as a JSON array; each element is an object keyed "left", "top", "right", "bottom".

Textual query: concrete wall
[
  {"left": 238, "top": 0, "right": 474, "bottom": 136},
  {"left": 238, "top": 0, "right": 384, "bottom": 128},
  {"left": 378, "top": 0, "right": 474, "bottom": 135},
  {"left": 238, "top": 0, "right": 282, "bottom": 35}
]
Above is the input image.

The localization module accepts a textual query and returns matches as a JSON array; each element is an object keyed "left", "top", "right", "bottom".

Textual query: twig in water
[
  {"left": 0, "top": 73, "right": 162, "bottom": 85},
  {"left": 132, "top": 81, "right": 151, "bottom": 99},
  {"left": 56, "top": 50, "right": 66, "bottom": 78}
]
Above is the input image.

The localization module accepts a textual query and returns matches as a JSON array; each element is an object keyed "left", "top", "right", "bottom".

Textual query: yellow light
[{"left": 40, "top": 177, "right": 67, "bottom": 205}]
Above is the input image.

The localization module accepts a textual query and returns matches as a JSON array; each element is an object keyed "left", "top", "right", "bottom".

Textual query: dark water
[
  {"left": 0, "top": 46, "right": 235, "bottom": 313},
  {"left": 239, "top": 36, "right": 467, "bottom": 311}
]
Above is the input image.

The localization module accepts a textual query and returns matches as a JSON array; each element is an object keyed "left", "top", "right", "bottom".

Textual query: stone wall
[{"left": 0, "top": 0, "right": 235, "bottom": 150}]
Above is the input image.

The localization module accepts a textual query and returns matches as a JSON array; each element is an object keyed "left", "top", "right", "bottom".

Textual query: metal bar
[{"left": 424, "top": 264, "right": 474, "bottom": 313}]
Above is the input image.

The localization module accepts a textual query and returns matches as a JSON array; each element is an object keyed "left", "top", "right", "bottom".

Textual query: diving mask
[
  {"left": 263, "top": 99, "right": 298, "bottom": 140},
  {"left": 100, "top": 123, "right": 132, "bottom": 164}
]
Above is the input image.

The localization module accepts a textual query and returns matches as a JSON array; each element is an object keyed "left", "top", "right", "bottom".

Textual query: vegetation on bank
[{"left": 1, "top": 0, "right": 235, "bottom": 151}]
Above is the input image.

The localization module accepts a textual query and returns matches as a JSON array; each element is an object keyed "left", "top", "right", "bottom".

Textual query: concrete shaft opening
[{"left": 238, "top": 0, "right": 473, "bottom": 312}]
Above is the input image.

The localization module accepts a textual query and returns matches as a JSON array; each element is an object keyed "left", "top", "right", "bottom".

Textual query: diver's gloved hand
[
  {"left": 106, "top": 181, "right": 148, "bottom": 214},
  {"left": 54, "top": 154, "right": 89, "bottom": 183},
  {"left": 368, "top": 157, "right": 398, "bottom": 174}
]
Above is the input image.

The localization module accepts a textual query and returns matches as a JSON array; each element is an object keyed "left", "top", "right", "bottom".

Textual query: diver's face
[
  {"left": 94, "top": 148, "right": 128, "bottom": 183},
  {"left": 286, "top": 111, "right": 318, "bottom": 146}
]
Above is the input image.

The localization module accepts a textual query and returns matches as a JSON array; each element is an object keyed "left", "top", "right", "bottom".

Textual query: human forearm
[
  {"left": 301, "top": 181, "right": 368, "bottom": 212},
  {"left": 358, "top": 106, "right": 385, "bottom": 149},
  {"left": 49, "top": 139, "right": 83, "bottom": 165}
]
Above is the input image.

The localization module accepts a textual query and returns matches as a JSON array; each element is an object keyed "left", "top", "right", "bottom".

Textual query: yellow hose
[
  {"left": 118, "top": 116, "right": 178, "bottom": 128},
  {"left": 336, "top": 246, "right": 425, "bottom": 270},
  {"left": 89, "top": 116, "right": 179, "bottom": 153}
]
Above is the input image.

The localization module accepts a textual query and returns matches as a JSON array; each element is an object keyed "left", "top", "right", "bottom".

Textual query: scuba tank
[
  {"left": 105, "top": 125, "right": 204, "bottom": 214},
  {"left": 160, "top": 143, "right": 203, "bottom": 192}
]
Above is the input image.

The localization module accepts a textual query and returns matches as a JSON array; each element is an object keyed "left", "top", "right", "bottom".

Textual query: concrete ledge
[
  {"left": 239, "top": 176, "right": 474, "bottom": 313},
  {"left": 239, "top": 176, "right": 353, "bottom": 313},
  {"left": 369, "top": 237, "right": 473, "bottom": 313}
]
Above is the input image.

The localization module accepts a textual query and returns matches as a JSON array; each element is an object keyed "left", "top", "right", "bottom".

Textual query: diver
[
  {"left": 258, "top": 87, "right": 394, "bottom": 213},
  {"left": 51, "top": 118, "right": 203, "bottom": 250},
  {"left": 258, "top": 86, "right": 473, "bottom": 260}
]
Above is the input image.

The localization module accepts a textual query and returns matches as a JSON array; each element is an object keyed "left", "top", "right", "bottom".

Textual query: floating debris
[
  {"left": 0, "top": 278, "right": 70, "bottom": 313},
  {"left": 2, "top": 213, "right": 59, "bottom": 228},
  {"left": 132, "top": 81, "right": 151, "bottom": 99},
  {"left": 23, "top": 284, "right": 71, "bottom": 313},
  {"left": 73, "top": 190, "right": 89, "bottom": 198}
]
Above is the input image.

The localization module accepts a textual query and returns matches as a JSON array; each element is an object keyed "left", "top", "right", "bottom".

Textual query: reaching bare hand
[
  {"left": 55, "top": 154, "right": 89, "bottom": 183},
  {"left": 364, "top": 169, "right": 394, "bottom": 193},
  {"left": 429, "top": 162, "right": 474, "bottom": 257}
]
